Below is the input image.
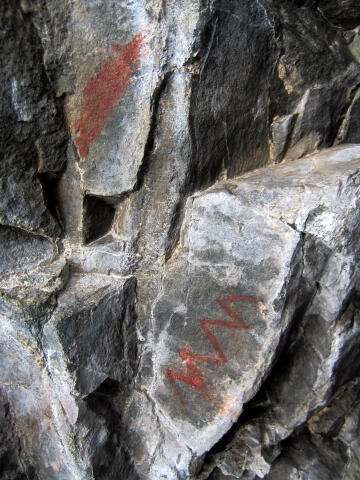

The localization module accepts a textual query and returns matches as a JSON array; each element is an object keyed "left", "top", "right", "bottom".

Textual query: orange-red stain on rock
[
  {"left": 74, "top": 33, "right": 146, "bottom": 158},
  {"left": 166, "top": 295, "right": 262, "bottom": 405}
]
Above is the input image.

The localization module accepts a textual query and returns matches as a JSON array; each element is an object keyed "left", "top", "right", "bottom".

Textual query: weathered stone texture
[
  {"left": 0, "top": 0, "right": 66, "bottom": 239},
  {"left": 127, "top": 145, "right": 360, "bottom": 479},
  {"left": 1, "top": 0, "right": 360, "bottom": 479}
]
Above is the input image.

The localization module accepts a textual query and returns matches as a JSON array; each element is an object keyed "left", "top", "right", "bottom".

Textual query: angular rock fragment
[
  {"left": 267, "top": 377, "right": 360, "bottom": 480},
  {"left": 0, "top": 225, "right": 66, "bottom": 322},
  {"left": 44, "top": 274, "right": 137, "bottom": 400},
  {"left": 128, "top": 145, "right": 360, "bottom": 479},
  {"left": 40, "top": 274, "right": 138, "bottom": 478},
  {"left": 0, "top": 225, "right": 58, "bottom": 276},
  {"left": 0, "top": 265, "right": 137, "bottom": 479}
]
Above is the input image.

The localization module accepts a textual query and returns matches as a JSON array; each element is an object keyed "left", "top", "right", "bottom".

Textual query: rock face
[
  {"left": 124, "top": 145, "right": 360, "bottom": 479},
  {"left": 1, "top": 0, "right": 360, "bottom": 479}
]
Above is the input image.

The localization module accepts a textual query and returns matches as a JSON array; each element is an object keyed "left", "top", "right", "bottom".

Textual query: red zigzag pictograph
[{"left": 166, "top": 295, "right": 262, "bottom": 405}]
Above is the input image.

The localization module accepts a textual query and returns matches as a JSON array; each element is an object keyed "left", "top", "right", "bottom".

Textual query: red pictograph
[
  {"left": 74, "top": 33, "right": 146, "bottom": 158},
  {"left": 166, "top": 295, "right": 261, "bottom": 405}
]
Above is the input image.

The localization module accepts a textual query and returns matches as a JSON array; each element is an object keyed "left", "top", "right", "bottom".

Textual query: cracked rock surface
[{"left": 1, "top": 0, "right": 360, "bottom": 479}]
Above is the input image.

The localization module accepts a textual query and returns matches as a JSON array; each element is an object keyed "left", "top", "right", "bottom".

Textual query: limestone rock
[
  {"left": 0, "top": 271, "right": 137, "bottom": 479},
  {"left": 1, "top": 0, "right": 360, "bottom": 479},
  {"left": 28, "top": 0, "right": 360, "bottom": 272},
  {"left": 127, "top": 145, "right": 360, "bottom": 479}
]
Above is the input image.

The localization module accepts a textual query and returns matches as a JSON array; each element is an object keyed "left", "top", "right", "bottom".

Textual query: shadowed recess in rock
[{"left": 83, "top": 195, "right": 116, "bottom": 244}]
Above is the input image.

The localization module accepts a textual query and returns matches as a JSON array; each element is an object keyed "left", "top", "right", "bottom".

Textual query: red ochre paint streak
[
  {"left": 74, "top": 33, "right": 145, "bottom": 158},
  {"left": 166, "top": 295, "right": 262, "bottom": 405}
]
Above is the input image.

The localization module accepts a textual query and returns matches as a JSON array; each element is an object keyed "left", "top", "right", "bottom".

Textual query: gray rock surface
[
  {"left": 0, "top": 0, "right": 66, "bottom": 239},
  {"left": 267, "top": 376, "right": 360, "bottom": 480},
  {"left": 1, "top": 0, "right": 360, "bottom": 479},
  {"left": 125, "top": 145, "right": 360, "bottom": 479},
  {"left": 26, "top": 0, "right": 360, "bottom": 271},
  {"left": 1, "top": 269, "right": 137, "bottom": 479}
]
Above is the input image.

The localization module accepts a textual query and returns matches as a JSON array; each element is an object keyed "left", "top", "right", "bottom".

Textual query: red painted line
[
  {"left": 74, "top": 33, "right": 145, "bottom": 158},
  {"left": 166, "top": 295, "right": 262, "bottom": 404},
  {"left": 166, "top": 348, "right": 206, "bottom": 405},
  {"left": 217, "top": 295, "right": 258, "bottom": 330}
]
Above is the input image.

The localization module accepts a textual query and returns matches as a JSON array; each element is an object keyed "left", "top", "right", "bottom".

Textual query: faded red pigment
[
  {"left": 166, "top": 295, "right": 262, "bottom": 405},
  {"left": 74, "top": 33, "right": 145, "bottom": 158}
]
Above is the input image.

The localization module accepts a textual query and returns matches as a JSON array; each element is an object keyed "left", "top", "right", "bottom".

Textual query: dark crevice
[
  {"left": 260, "top": 236, "right": 320, "bottom": 382},
  {"left": 83, "top": 195, "right": 116, "bottom": 245},
  {"left": 85, "top": 378, "right": 120, "bottom": 403},
  {"left": 84, "top": 378, "right": 140, "bottom": 480},
  {"left": 82, "top": 279, "right": 138, "bottom": 478},
  {"left": 164, "top": 199, "right": 184, "bottom": 262},
  {"left": 187, "top": 11, "right": 220, "bottom": 193},
  {"left": 332, "top": 290, "right": 360, "bottom": 392},
  {"left": 133, "top": 71, "right": 172, "bottom": 193},
  {"left": 332, "top": 81, "right": 360, "bottom": 146},
  {"left": 262, "top": 292, "right": 316, "bottom": 386},
  {"left": 162, "top": 12, "right": 221, "bottom": 265},
  {"left": 38, "top": 173, "right": 64, "bottom": 231}
]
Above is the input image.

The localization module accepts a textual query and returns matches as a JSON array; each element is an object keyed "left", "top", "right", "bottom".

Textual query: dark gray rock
[
  {"left": 0, "top": 269, "right": 137, "bottom": 479},
  {"left": 266, "top": 1, "right": 360, "bottom": 162},
  {"left": 43, "top": 274, "right": 138, "bottom": 399},
  {"left": 0, "top": 226, "right": 67, "bottom": 327},
  {"left": 267, "top": 377, "right": 360, "bottom": 480},
  {"left": 0, "top": 392, "right": 28, "bottom": 480},
  {"left": 0, "top": 226, "right": 57, "bottom": 276},
  {"left": 0, "top": 0, "right": 67, "bottom": 239},
  {"left": 317, "top": 0, "right": 360, "bottom": 30},
  {"left": 189, "top": 0, "right": 278, "bottom": 181}
]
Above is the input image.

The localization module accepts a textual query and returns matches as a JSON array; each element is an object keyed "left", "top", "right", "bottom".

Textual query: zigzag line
[{"left": 166, "top": 295, "right": 261, "bottom": 404}]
